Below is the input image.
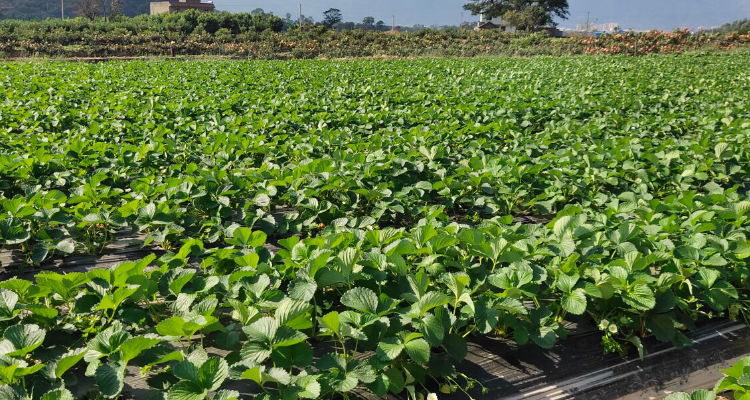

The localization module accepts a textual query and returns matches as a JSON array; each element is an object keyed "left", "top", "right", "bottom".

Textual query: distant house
[
  {"left": 150, "top": 0, "right": 215, "bottom": 15},
  {"left": 475, "top": 21, "right": 500, "bottom": 30},
  {"left": 474, "top": 14, "right": 517, "bottom": 32}
]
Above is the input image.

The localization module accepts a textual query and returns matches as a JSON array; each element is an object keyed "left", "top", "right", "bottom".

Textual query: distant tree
[
  {"left": 335, "top": 21, "right": 356, "bottom": 30},
  {"left": 375, "top": 20, "right": 386, "bottom": 30},
  {"left": 715, "top": 18, "right": 750, "bottom": 34},
  {"left": 463, "top": 0, "right": 568, "bottom": 29},
  {"left": 109, "top": 0, "right": 123, "bottom": 18},
  {"left": 322, "top": 8, "right": 342, "bottom": 28},
  {"left": 76, "top": 0, "right": 99, "bottom": 19},
  {"left": 297, "top": 14, "right": 314, "bottom": 25},
  {"left": 362, "top": 16, "right": 375, "bottom": 29},
  {"left": 502, "top": 6, "right": 548, "bottom": 30},
  {"left": 251, "top": 8, "right": 265, "bottom": 15}
]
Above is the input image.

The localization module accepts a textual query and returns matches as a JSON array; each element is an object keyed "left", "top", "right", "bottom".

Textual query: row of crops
[{"left": 0, "top": 54, "right": 748, "bottom": 399}]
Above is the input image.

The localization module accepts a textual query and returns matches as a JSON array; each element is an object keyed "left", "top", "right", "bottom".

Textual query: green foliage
[
  {"left": 463, "top": 0, "right": 570, "bottom": 29},
  {"left": 0, "top": 55, "right": 746, "bottom": 399},
  {"left": 715, "top": 356, "right": 750, "bottom": 400}
]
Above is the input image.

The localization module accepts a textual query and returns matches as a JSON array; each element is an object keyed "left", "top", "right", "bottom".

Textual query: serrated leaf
[
  {"left": 96, "top": 364, "right": 125, "bottom": 398},
  {"left": 561, "top": 289, "right": 587, "bottom": 315},
  {"left": 0, "top": 324, "right": 46, "bottom": 357},
  {"left": 622, "top": 284, "right": 656, "bottom": 310},
  {"left": 341, "top": 287, "right": 378, "bottom": 314},
  {"left": 404, "top": 338, "right": 430, "bottom": 365},
  {"left": 167, "top": 380, "right": 207, "bottom": 400},
  {"left": 198, "top": 357, "right": 228, "bottom": 391},
  {"left": 55, "top": 347, "right": 87, "bottom": 378}
]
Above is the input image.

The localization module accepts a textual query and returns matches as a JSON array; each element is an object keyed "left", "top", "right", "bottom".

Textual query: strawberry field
[{"left": 0, "top": 54, "right": 749, "bottom": 400}]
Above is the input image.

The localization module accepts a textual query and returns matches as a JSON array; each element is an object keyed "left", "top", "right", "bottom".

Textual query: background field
[{"left": 0, "top": 54, "right": 748, "bottom": 399}]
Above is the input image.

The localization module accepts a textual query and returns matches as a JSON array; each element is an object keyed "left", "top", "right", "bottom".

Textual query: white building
[{"left": 575, "top": 22, "right": 620, "bottom": 32}]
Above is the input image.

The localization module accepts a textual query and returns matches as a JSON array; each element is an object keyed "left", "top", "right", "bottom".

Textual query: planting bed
[{"left": 0, "top": 54, "right": 748, "bottom": 400}]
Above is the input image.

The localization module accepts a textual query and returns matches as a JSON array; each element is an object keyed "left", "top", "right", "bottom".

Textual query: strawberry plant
[{"left": 0, "top": 54, "right": 746, "bottom": 399}]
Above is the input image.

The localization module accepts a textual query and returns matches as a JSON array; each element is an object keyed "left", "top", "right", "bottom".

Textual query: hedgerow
[{"left": 1, "top": 13, "right": 750, "bottom": 59}]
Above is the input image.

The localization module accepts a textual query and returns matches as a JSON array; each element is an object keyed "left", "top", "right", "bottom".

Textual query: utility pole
[
  {"left": 392, "top": 15, "right": 395, "bottom": 31},
  {"left": 299, "top": 4, "right": 302, "bottom": 27},
  {"left": 61, "top": 0, "right": 64, "bottom": 18},
  {"left": 460, "top": 12, "right": 463, "bottom": 29},
  {"left": 586, "top": 12, "right": 590, "bottom": 33}
]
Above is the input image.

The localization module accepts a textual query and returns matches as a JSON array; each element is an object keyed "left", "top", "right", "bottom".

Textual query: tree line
[
  {"left": 714, "top": 18, "right": 750, "bottom": 34},
  {"left": 0, "top": 0, "right": 572, "bottom": 32},
  {"left": 260, "top": 0, "right": 573, "bottom": 32}
]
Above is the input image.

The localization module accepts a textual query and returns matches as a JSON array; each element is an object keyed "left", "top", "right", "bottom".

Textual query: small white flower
[
  {"left": 598, "top": 319, "right": 610, "bottom": 330},
  {"left": 427, "top": 393, "right": 438, "bottom": 400},
  {"left": 608, "top": 324, "right": 618, "bottom": 334}
]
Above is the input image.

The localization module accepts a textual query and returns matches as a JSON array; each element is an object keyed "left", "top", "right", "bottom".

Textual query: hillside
[{"left": 0, "top": 0, "right": 151, "bottom": 19}]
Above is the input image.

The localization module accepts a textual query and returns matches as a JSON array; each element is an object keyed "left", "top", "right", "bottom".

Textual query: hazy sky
[{"left": 212, "top": 0, "right": 750, "bottom": 30}]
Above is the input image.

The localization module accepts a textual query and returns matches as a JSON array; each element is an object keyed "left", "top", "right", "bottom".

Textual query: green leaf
[
  {"left": 96, "top": 364, "right": 125, "bottom": 398},
  {"left": 0, "top": 289, "right": 19, "bottom": 321},
  {"left": 156, "top": 316, "right": 187, "bottom": 337},
  {"left": 404, "top": 338, "right": 430, "bottom": 365},
  {"left": 647, "top": 314, "right": 676, "bottom": 342},
  {"left": 377, "top": 337, "right": 404, "bottom": 360},
  {"left": 627, "top": 336, "right": 645, "bottom": 360},
  {"left": 40, "top": 389, "right": 74, "bottom": 400},
  {"left": 663, "top": 394, "right": 691, "bottom": 400},
  {"left": 54, "top": 347, "right": 88, "bottom": 378},
  {"left": 442, "top": 334, "right": 467, "bottom": 361},
  {"left": 55, "top": 239, "right": 76, "bottom": 254},
  {"left": 689, "top": 389, "right": 716, "bottom": 400},
  {"left": 330, "top": 374, "right": 358, "bottom": 392},
  {"left": 243, "top": 317, "right": 278, "bottom": 343},
  {"left": 212, "top": 390, "right": 240, "bottom": 400},
  {"left": 341, "top": 287, "right": 378, "bottom": 314},
  {"left": 167, "top": 380, "right": 207, "bottom": 400},
  {"left": 556, "top": 273, "right": 579, "bottom": 293},
  {"left": 0, "top": 385, "right": 24, "bottom": 400},
  {"left": 120, "top": 336, "right": 161, "bottom": 364},
  {"left": 737, "top": 373, "right": 750, "bottom": 386},
  {"left": 475, "top": 299, "right": 498, "bottom": 334},
  {"left": 288, "top": 278, "right": 317, "bottom": 302},
  {"left": 271, "top": 342, "right": 313, "bottom": 369},
  {"left": 417, "top": 292, "right": 449, "bottom": 316},
  {"left": 240, "top": 342, "right": 272, "bottom": 364},
  {"left": 227, "top": 227, "right": 266, "bottom": 248},
  {"left": 418, "top": 313, "right": 445, "bottom": 346},
  {"left": 622, "top": 284, "right": 656, "bottom": 310},
  {"left": 296, "top": 375, "right": 321, "bottom": 398},
  {"left": 385, "top": 368, "right": 405, "bottom": 394},
  {"left": 0, "top": 324, "right": 46, "bottom": 357},
  {"left": 173, "top": 360, "right": 200, "bottom": 383},
  {"left": 496, "top": 297, "right": 528, "bottom": 315},
  {"left": 88, "top": 325, "right": 130, "bottom": 358},
  {"left": 532, "top": 326, "right": 557, "bottom": 349},
  {"left": 561, "top": 289, "right": 587, "bottom": 315},
  {"left": 319, "top": 311, "right": 340, "bottom": 336},
  {"left": 275, "top": 297, "right": 311, "bottom": 327},
  {"left": 198, "top": 357, "right": 228, "bottom": 391},
  {"left": 720, "top": 356, "right": 750, "bottom": 378}
]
